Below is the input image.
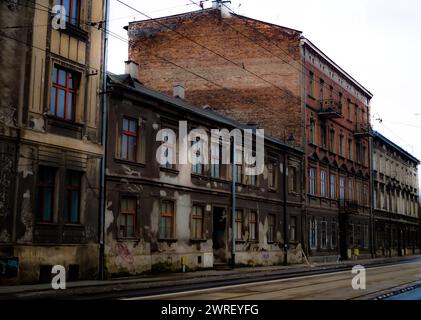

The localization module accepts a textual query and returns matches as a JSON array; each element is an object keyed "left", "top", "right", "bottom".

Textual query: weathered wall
[
  {"left": 127, "top": 9, "right": 303, "bottom": 147},
  {"left": 104, "top": 84, "right": 304, "bottom": 277}
]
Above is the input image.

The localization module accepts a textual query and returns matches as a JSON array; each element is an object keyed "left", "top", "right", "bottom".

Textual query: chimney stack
[
  {"left": 173, "top": 83, "right": 185, "bottom": 99},
  {"left": 212, "top": 0, "right": 232, "bottom": 18},
  {"left": 124, "top": 60, "right": 139, "bottom": 80}
]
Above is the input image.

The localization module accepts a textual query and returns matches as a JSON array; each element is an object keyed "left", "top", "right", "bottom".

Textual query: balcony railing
[
  {"left": 318, "top": 99, "right": 343, "bottom": 119},
  {"left": 354, "top": 122, "right": 373, "bottom": 138},
  {"left": 339, "top": 200, "right": 360, "bottom": 213}
]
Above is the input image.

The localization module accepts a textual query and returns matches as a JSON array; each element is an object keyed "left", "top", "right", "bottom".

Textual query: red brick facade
[{"left": 127, "top": 8, "right": 374, "bottom": 260}]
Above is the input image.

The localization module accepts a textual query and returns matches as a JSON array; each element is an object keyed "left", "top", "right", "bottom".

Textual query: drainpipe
[
  {"left": 99, "top": 0, "right": 110, "bottom": 281},
  {"left": 230, "top": 137, "right": 236, "bottom": 268},
  {"left": 369, "top": 134, "right": 375, "bottom": 258},
  {"left": 283, "top": 155, "right": 288, "bottom": 265}
]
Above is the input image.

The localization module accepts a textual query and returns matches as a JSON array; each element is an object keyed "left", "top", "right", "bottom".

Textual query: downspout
[
  {"left": 369, "top": 133, "right": 375, "bottom": 258},
  {"left": 99, "top": 0, "right": 110, "bottom": 281},
  {"left": 283, "top": 155, "right": 288, "bottom": 265}
]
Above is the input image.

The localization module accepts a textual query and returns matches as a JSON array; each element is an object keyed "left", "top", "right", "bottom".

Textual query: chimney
[
  {"left": 212, "top": 0, "right": 232, "bottom": 18},
  {"left": 173, "top": 83, "right": 185, "bottom": 99},
  {"left": 124, "top": 60, "right": 139, "bottom": 80}
]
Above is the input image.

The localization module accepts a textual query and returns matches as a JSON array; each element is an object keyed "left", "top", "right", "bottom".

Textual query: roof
[
  {"left": 126, "top": 7, "right": 371, "bottom": 100},
  {"left": 107, "top": 73, "right": 303, "bottom": 153},
  {"left": 301, "top": 38, "right": 373, "bottom": 99},
  {"left": 373, "top": 131, "right": 420, "bottom": 164}
]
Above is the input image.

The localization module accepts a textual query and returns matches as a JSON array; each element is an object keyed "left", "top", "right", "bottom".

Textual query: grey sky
[{"left": 108, "top": 0, "right": 421, "bottom": 163}]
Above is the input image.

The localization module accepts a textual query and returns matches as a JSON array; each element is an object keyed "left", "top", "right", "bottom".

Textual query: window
[
  {"left": 121, "top": 117, "right": 138, "bottom": 162},
  {"left": 330, "top": 129, "right": 335, "bottom": 153},
  {"left": 309, "top": 118, "right": 315, "bottom": 144},
  {"left": 160, "top": 201, "right": 175, "bottom": 239},
  {"left": 309, "top": 167, "right": 316, "bottom": 195},
  {"left": 211, "top": 142, "right": 221, "bottom": 178},
  {"left": 320, "top": 125, "right": 327, "bottom": 148},
  {"left": 348, "top": 139, "right": 353, "bottom": 160},
  {"left": 363, "top": 225, "right": 369, "bottom": 249},
  {"left": 288, "top": 166, "right": 298, "bottom": 193},
  {"left": 339, "top": 135, "right": 344, "bottom": 157},
  {"left": 309, "top": 71, "right": 315, "bottom": 96},
  {"left": 347, "top": 99, "right": 351, "bottom": 120},
  {"left": 249, "top": 211, "right": 257, "bottom": 241},
  {"left": 118, "top": 197, "right": 136, "bottom": 238},
  {"left": 362, "top": 146, "right": 367, "bottom": 165},
  {"left": 331, "top": 221, "right": 337, "bottom": 248},
  {"left": 321, "top": 220, "right": 327, "bottom": 249},
  {"left": 191, "top": 205, "right": 204, "bottom": 240},
  {"left": 356, "top": 181, "right": 362, "bottom": 204},
  {"left": 290, "top": 216, "right": 297, "bottom": 242},
  {"left": 37, "top": 166, "right": 55, "bottom": 222},
  {"left": 192, "top": 137, "right": 205, "bottom": 175},
  {"left": 330, "top": 174, "right": 336, "bottom": 199},
  {"left": 267, "top": 214, "right": 275, "bottom": 243},
  {"left": 64, "top": 170, "right": 81, "bottom": 224},
  {"left": 355, "top": 225, "right": 362, "bottom": 247},
  {"left": 321, "top": 170, "right": 327, "bottom": 198},
  {"left": 356, "top": 142, "right": 362, "bottom": 164},
  {"left": 309, "top": 217, "right": 317, "bottom": 249},
  {"left": 51, "top": 65, "right": 78, "bottom": 121},
  {"left": 57, "top": 0, "right": 80, "bottom": 26},
  {"left": 319, "top": 79, "right": 324, "bottom": 101},
  {"left": 348, "top": 178, "right": 354, "bottom": 201},
  {"left": 234, "top": 148, "right": 242, "bottom": 183},
  {"left": 338, "top": 92, "right": 343, "bottom": 112},
  {"left": 268, "top": 162, "right": 278, "bottom": 190},
  {"left": 339, "top": 176, "right": 345, "bottom": 201},
  {"left": 158, "top": 128, "right": 177, "bottom": 169},
  {"left": 235, "top": 210, "right": 243, "bottom": 241}
]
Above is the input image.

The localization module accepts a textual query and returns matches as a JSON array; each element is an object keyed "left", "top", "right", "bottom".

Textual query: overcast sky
[{"left": 108, "top": 0, "right": 421, "bottom": 164}]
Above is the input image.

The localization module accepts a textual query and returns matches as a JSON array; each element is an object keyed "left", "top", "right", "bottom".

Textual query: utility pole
[{"left": 231, "top": 138, "right": 236, "bottom": 268}]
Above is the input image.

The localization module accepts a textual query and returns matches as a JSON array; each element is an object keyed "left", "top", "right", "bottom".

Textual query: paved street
[{"left": 128, "top": 258, "right": 421, "bottom": 300}]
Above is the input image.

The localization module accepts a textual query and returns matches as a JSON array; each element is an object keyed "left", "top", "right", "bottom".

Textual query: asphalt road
[{"left": 126, "top": 258, "right": 421, "bottom": 300}]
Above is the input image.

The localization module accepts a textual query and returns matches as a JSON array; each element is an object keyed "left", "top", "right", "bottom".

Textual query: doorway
[{"left": 213, "top": 207, "right": 227, "bottom": 263}]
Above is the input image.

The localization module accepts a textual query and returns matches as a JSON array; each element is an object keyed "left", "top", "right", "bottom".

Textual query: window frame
[
  {"left": 191, "top": 205, "right": 205, "bottom": 240},
  {"left": 57, "top": 0, "right": 81, "bottom": 27},
  {"left": 235, "top": 210, "right": 243, "bottom": 241},
  {"left": 37, "top": 166, "right": 56, "bottom": 223},
  {"left": 249, "top": 211, "right": 258, "bottom": 241},
  {"left": 120, "top": 116, "right": 139, "bottom": 162},
  {"left": 63, "top": 170, "right": 82, "bottom": 225},
  {"left": 51, "top": 65, "right": 79, "bottom": 121},
  {"left": 118, "top": 196, "right": 137, "bottom": 239},
  {"left": 159, "top": 200, "right": 175, "bottom": 240}
]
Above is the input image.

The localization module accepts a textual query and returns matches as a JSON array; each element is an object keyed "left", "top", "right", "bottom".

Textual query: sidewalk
[{"left": 0, "top": 255, "right": 419, "bottom": 299}]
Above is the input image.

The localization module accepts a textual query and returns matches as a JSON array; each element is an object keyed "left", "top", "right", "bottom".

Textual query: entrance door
[{"left": 213, "top": 207, "right": 227, "bottom": 263}]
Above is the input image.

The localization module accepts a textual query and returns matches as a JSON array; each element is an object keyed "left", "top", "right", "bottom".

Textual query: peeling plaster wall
[{"left": 13, "top": 244, "right": 99, "bottom": 283}]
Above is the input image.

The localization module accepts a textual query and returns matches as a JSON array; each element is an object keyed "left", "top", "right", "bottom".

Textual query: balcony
[
  {"left": 339, "top": 200, "right": 360, "bottom": 213},
  {"left": 354, "top": 123, "right": 373, "bottom": 138},
  {"left": 318, "top": 99, "right": 343, "bottom": 119}
]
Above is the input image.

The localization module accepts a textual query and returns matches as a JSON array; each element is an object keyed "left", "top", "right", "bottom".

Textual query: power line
[{"left": 116, "top": 0, "right": 300, "bottom": 105}]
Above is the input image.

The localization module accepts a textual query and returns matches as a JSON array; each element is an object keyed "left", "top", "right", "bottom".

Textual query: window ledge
[
  {"left": 114, "top": 158, "right": 145, "bottom": 168},
  {"left": 191, "top": 173, "right": 209, "bottom": 180},
  {"left": 209, "top": 177, "right": 229, "bottom": 184},
  {"left": 160, "top": 167, "right": 179, "bottom": 175},
  {"left": 117, "top": 238, "right": 140, "bottom": 243},
  {"left": 190, "top": 239, "right": 207, "bottom": 243},
  {"left": 158, "top": 238, "right": 178, "bottom": 243},
  {"left": 59, "top": 22, "right": 89, "bottom": 42},
  {"left": 46, "top": 114, "right": 84, "bottom": 129},
  {"left": 63, "top": 223, "right": 84, "bottom": 228},
  {"left": 36, "top": 222, "right": 57, "bottom": 226}
]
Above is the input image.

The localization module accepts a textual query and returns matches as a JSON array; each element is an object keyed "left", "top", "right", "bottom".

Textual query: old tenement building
[
  {"left": 104, "top": 71, "right": 304, "bottom": 276},
  {"left": 373, "top": 131, "right": 420, "bottom": 257},
  {"left": 125, "top": 2, "right": 373, "bottom": 261},
  {"left": 0, "top": 0, "right": 107, "bottom": 283}
]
